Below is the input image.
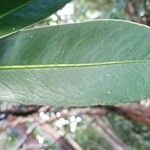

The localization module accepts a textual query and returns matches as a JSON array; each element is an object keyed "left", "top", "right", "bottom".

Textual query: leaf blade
[
  {"left": 0, "top": 20, "right": 150, "bottom": 106},
  {"left": 0, "top": 0, "right": 71, "bottom": 37},
  {"left": 0, "top": 62, "right": 150, "bottom": 106}
]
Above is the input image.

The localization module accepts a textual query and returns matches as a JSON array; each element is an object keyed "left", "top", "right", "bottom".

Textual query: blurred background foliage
[{"left": 0, "top": 0, "right": 150, "bottom": 150}]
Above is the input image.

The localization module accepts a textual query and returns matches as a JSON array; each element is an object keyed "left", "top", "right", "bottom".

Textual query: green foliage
[
  {"left": 0, "top": 0, "right": 71, "bottom": 37},
  {"left": 0, "top": 0, "right": 150, "bottom": 150},
  {"left": 108, "top": 114, "right": 150, "bottom": 150},
  {"left": 74, "top": 126, "right": 112, "bottom": 150},
  {"left": 0, "top": 20, "right": 150, "bottom": 106},
  {"left": 0, "top": 131, "right": 18, "bottom": 150}
]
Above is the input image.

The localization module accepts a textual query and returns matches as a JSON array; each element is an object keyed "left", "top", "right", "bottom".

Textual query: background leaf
[
  {"left": 0, "top": 0, "right": 29, "bottom": 15},
  {"left": 0, "top": 0, "right": 71, "bottom": 37},
  {"left": 0, "top": 20, "right": 150, "bottom": 106}
]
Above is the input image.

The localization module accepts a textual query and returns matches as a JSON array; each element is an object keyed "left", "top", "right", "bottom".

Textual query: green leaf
[
  {"left": 0, "top": 20, "right": 150, "bottom": 106},
  {"left": 0, "top": 0, "right": 71, "bottom": 37},
  {"left": 0, "top": 0, "right": 29, "bottom": 15}
]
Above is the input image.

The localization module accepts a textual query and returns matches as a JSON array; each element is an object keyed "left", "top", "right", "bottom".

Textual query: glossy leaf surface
[{"left": 0, "top": 0, "right": 71, "bottom": 37}]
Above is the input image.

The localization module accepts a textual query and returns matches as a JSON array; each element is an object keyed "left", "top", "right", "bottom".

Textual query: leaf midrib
[{"left": 0, "top": 60, "right": 150, "bottom": 70}]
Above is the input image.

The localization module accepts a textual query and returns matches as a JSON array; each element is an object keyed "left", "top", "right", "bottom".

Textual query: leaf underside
[{"left": 0, "top": 20, "right": 150, "bottom": 106}]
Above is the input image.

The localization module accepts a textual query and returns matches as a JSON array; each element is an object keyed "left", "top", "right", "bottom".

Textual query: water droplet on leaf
[
  {"left": 108, "top": 91, "right": 111, "bottom": 94},
  {"left": 106, "top": 74, "right": 110, "bottom": 78}
]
